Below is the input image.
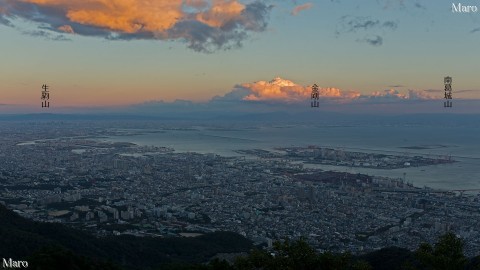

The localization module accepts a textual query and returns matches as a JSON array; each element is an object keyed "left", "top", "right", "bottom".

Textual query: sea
[{"left": 103, "top": 125, "right": 480, "bottom": 191}]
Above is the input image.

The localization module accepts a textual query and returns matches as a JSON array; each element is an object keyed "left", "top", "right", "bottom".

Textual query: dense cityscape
[
  {"left": 1, "top": 121, "right": 479, "bottom": 259},
  {"left": 2, "top": 1, "right": 480, "bottom": 268}
]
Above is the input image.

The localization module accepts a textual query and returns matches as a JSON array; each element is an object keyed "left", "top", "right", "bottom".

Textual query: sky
[{"left": 0, "top": 0, "right": 480, "bottom": 113}]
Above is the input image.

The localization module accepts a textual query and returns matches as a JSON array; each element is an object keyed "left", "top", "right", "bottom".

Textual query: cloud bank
[
  {"left": 0, "top": 0, "right": 272, "bottom": 52},
  {"left": 214, "top": 77, "right": 438, "bottom": 104},
  {"left": 368, "top": 89, "right": 437, "bottom": 102},
  {"left": 127, "top": 78, "right": 477, "bottom": 116},
  {"left": 226, "top": 77, "right": 361, "bottom": 102}
]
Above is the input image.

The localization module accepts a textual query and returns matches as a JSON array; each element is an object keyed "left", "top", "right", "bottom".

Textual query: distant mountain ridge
[{"left": 0, "top": 112, "right": 479, "bottom": 128}]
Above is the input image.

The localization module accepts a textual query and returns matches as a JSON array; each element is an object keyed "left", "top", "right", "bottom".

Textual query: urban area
[{"left": 1, "top": 122, "right": 479, "bottom": 257}]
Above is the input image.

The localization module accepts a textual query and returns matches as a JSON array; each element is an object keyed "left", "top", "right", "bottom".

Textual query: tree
[
  {"left": 233, "top": 239, "right": 371, "bottom": 270},
  {"left": 416, "top": 232, "right": 467, "bottom": 270}
]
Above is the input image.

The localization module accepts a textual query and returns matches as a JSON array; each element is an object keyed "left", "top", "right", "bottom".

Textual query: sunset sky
[{"left": 1, "top": 0, "right": 479, "bottom": 112}]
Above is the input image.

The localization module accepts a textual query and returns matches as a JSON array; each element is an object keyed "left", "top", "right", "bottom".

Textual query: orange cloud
[
  {"left": 291, "top": 3, "right": 313, "bottom": 16},
  {"left": 58, "top": 25, "right": 74, "bottom": 34},
  {"left": 3, "top": 0, "right": 272, "bottom": 52},
  {"left": 217, "top": 78, "right": 437, "bottom": 104},
  {"left": 196, "top": 0, "right": 245, "bottom": 28},
  {"left": 241, "top": 77, "right": 360, "bottom": 102},
  {"left": 21, "top": 0, "right": 185, "bottom": 33}
]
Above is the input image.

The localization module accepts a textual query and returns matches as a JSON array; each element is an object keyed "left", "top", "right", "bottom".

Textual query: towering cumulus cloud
[
  {"left": 238, "top": 77, "right": 360, "bottom": 102},
  {"left": 0, "top": 0, "right": 272, "bottom": 52},
  {"left": 215, "top": 77, "right": 438, "bottom": 104}
]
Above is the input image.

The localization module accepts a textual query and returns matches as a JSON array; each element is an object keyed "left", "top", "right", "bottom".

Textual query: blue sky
[{"left": 0, "top": 0, "right": 479, "bottom": 113}]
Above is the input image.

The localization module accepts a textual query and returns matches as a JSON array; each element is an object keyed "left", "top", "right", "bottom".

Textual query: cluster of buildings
[
  {"left": 0, "top": 123, "right": 479, "bottom": 256},
  {"left": 242, "top": 146, "right": 454, "bottom": 169}
]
